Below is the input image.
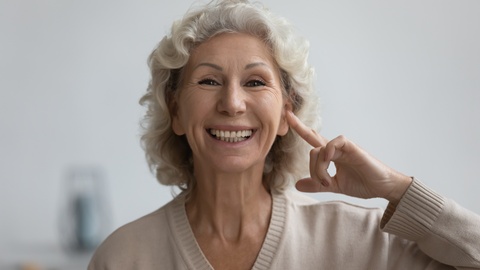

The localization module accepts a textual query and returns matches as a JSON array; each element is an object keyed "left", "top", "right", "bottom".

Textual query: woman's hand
[{"left": 286, "top": 111, "right": 412, "bottom": 204}]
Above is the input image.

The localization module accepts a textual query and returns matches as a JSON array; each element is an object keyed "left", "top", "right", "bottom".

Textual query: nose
[{"left": 216, "top": 82, "right": 246, "bottom": 116}]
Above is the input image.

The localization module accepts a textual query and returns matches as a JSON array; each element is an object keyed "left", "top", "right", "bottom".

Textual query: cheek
[
  {"left": 172, "top": 92, "right": 194, "bottom": 136},
  {"left": 173, "top": 92, "right": 212, "bottom": 134},
  {"left": 255, "top": 92, "right": 287, "bottom": 135},
  {"left": 268, "top": 92, "right": 288, "bottom": 135},
  {"left": 256, "top": 88, "right": 283, "bottom": 107}
]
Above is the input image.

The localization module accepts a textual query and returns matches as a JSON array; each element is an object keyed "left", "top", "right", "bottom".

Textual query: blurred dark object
[{"left": 59, "top": 166, "right": 110, "bottom": 252}]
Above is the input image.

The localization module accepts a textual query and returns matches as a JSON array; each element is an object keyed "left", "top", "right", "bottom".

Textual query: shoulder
[
  {"left": 282, "top": 188, "right": 385, "bottom": 231},
  {"left": 88, "top": 198, "right": 180, "bottom": 269},
  {"left": 277, "top": 189, "right": 391, "bottom": 259},
  {"left": 106, "top": 202, "right": 171, "bottom": 243}
]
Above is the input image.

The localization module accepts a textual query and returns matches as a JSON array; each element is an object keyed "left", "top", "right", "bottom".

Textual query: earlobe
[{"left": 172, "top": 113, "right": 185, "bottom": 136}]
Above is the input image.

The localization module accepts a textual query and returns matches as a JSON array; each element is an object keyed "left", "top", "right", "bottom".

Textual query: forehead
[{"left": 187, "top": 32, "right": 276, "bottom": 67}]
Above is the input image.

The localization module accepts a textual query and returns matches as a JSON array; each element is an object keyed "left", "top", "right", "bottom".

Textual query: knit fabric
[{"left": 88, "top": 179, "right": 480, "bottom": 269}]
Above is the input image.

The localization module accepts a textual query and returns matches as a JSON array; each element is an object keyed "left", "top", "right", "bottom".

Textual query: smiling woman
[
  {"left": 136, "top": 1, "right": 317, "bottom": 200},
  {"left": 88, "top": 0, "right": 480, "bottom": 269},
  {"left": 172, "top": 33, "right": 289, "bottom": 177}
]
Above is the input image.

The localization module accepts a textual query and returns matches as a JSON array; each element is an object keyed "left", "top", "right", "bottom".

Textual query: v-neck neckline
[{"left": 166, "top": 191, "right": 287, "bottom": 270}]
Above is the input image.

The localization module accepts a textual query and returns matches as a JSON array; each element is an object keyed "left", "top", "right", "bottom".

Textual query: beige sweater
[{"left": 88, "top": 179, "right": 480, "bottom": 269}]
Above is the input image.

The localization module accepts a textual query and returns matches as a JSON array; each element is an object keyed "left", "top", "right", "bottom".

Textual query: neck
[{"left": 185, "top": 167, "right": 272, "bottom": 242}]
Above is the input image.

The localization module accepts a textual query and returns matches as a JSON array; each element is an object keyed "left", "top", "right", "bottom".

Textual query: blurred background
[{"left": 1, "top": 0, "right": 479, "bottom": 269}]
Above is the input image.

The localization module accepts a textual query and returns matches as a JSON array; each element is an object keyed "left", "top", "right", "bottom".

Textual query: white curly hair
[{"left": 139, "top": 0, "right": 320, "bottom": 196}]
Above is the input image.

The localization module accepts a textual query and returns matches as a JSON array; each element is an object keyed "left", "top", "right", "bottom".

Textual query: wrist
[{"left": 386, "top": 173, "right": 413, "bottom": 205}]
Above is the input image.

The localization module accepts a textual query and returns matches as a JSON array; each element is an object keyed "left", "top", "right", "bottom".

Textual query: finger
[
  {"left": 295, "top": 178, "right": 337, "bottom": 193},
  {"left": 286, "top": 111, "right": 327, "bottom": 148},
  {"left": 309, "top": 148, "right": 320, "bottom": 181},
  {"left": 310, "top": 148, "right": 333, "bottom": 187},
  {"left": 323, "top": 135, "right": 348, "bottom": 163},
  {"left": 295, "top": 178, "right": 323, "bottom": 192}
]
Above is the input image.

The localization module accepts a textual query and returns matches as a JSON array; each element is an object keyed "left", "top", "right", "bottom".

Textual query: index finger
[{"left": 286, "top": 111, "right": 327, "bottom": 148}]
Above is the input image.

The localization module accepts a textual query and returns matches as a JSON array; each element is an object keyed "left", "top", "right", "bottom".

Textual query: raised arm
[
  {"left": 286, "top": 111, "right": 411, "bottom": 204},
  {"left": 286, "top": 110, "right": 480, "bottom": 268}
]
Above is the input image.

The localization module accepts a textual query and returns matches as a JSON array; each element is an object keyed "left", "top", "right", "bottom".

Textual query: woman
[{"left": 89, "top": 0, "right": 480, "bottom": 269}]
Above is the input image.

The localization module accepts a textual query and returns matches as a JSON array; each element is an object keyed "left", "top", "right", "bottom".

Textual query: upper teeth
[{"left": 209, "top": 129, "right": 253, "bottom": 142}]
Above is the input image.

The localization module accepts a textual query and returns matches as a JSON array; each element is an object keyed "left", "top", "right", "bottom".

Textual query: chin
[{"left": 211, "top": 157, "right": 263, "bottom": 175}]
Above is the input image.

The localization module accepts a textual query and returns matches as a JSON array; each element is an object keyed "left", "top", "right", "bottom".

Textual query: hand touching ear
[{"left": 286, "top": 111, "right": 412, "bottom": 204}]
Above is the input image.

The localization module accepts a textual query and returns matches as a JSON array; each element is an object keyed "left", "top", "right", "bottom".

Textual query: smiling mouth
[{"left": 208, "top": 129, "right": 254, "bottom": 143}]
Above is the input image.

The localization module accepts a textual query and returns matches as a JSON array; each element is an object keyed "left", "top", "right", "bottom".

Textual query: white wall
[{"left": 1, "top": 0, "right": 479, "bottom": 252}]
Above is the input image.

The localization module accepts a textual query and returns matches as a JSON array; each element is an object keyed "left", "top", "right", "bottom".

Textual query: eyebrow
[
  {"left": 194, "top": 62, "right": 271, "bottom": 71},
  {"left": 245, "top": 62, "right": 269, "bottom": 70},
  {"left": 195, "top": 62, "right": 223, "bottom": 71}
]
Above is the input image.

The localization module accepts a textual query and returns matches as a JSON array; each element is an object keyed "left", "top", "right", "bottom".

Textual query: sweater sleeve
[{"left": 380, "top": 179, "right": 480, "bottom": 268}]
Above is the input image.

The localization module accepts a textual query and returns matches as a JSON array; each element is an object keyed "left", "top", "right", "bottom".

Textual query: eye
[
  {"left": 245, "top": 79, "right": 266, "bottom": 87},
  {"left": 198, "top": 78, "right": 220, "bottom": 86}
]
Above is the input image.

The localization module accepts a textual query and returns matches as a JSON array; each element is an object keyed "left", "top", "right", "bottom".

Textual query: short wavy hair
[{"left": 140, "top": 0, "right": 320, "bottom": 195}]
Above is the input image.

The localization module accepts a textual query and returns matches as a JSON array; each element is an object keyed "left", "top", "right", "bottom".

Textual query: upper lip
[{"left": 207, "top": 125, "right": 256, "bottom": 131}]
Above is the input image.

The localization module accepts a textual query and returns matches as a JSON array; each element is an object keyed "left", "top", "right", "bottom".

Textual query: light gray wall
[{"left": 1, "top": 0, "right": 479, "bottom": 249}]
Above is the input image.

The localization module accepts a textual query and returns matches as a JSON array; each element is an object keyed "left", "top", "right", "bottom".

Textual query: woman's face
[{"left": 172, "top": 33, "right": 289, "bottom": 175}]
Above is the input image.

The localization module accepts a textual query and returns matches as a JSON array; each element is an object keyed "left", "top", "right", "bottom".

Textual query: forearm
[{"left": 381, "top": 179, "right": 480, "bottom": 268}]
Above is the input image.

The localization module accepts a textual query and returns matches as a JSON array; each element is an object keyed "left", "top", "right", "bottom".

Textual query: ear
[
  {"left": 172, "top": 115, "right": 185, "bottom": 136},
  {"left": 277, "top": 101, "right": 292, "bottom": 136},
  {"left": 170, "top": 100, "right": 185, "bottom": 136}
]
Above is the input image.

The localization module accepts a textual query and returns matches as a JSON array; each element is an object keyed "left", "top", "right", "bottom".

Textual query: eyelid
[
  {"left": 198, "top": 78, "right": 220, "bottom": 86},
  {"left": 245, "top": 79, "right": 267, "bottom": 87}
]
